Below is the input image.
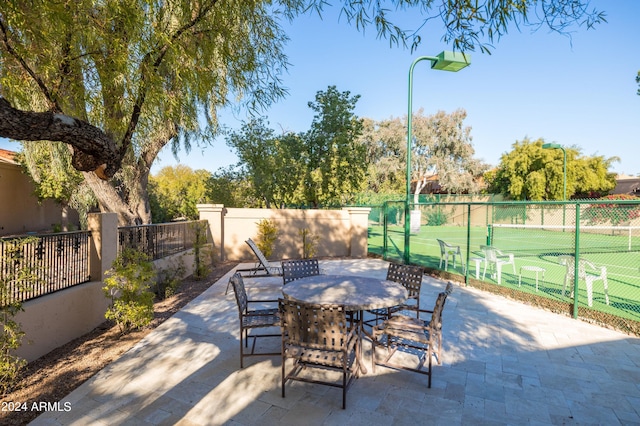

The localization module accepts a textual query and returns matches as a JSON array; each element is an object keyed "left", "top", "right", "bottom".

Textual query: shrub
[
  {"left": 425, "top": 209, "right": 449, "bottom": 226},
  {"left": 299, "top": 228, "right": 319, "bottom": 259},
  {"left": 192, "top": 221, "right": 212, "bottom": 279},
  {"left": 155, "top": 257, "right": 186, "bottom": 299},
  {"left": 256, "top": 219, "right": 278, "bottom": 259},
  {"left": 103, "top": 248, "right": 156, "bottom": 334},
  {"left": 0, "top": 237, "right": 40, "bottom": 395}
]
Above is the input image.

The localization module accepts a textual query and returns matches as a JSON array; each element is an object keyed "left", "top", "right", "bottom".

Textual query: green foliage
[
  {"left": 486, "top": 138, "right": 618, "bottom": 200},
  {"left": 582, "top": 194, "right": 640, "bottom": 226},
  {"left": 424, "top": 209, "right": 449, "bottom": 226},
  {"left": 103, "top": 249, "right": 155, "bottom": 334},
  {"left": 0, "top": 1, "right": 294, "bottom": 224},
  {"left": 256, "top": 219, "right": 279, "bottom": 259},
  {"left": 299, "top": 228, "right": 319, "bottom": 259},
  {"left": 207, "top": 167, "right": 254, "bottom": 208},
  {"left": 155, "top": 257, "right": 186, "bottom": 299},
  {"left": 0, "top": 1, "right": 604, "bottom": 224},
  {"left": 0, "top": 237, "right": 40, "bottom": 395},
  {"left": 16, "top": 144, "right": 94, "bottom": 230},
  {"left": 192, "top": 221, "right": 212, "bottom": 280},
  {"left": 411, "top": 109, "right": 489, "bottom": 198},
  {"left": 227, "top": 86, "right": 367, "bottom": 208},
  {"left": 149, "top": 165, "right": 213, "bottom": 222}
]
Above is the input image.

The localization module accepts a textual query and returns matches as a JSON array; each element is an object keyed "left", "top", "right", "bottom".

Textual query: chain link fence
[{"left": 368, "top": 198, "right": 640, "bottom": 336}]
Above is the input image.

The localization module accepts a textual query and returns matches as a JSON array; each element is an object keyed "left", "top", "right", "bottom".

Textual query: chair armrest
[{"left": 247, "top": 298, "right": 279, "bottom": 304}]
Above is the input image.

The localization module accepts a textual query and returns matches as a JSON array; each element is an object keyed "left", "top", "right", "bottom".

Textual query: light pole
[
  {"left": 542, "top": 142, "right": 567, "bottom": 229},
  {"left": 541, "top": 142, "right": 567, "bottom": 201},
  {"left": 404, "top": 51, "right": 470, "bottom": 264}
]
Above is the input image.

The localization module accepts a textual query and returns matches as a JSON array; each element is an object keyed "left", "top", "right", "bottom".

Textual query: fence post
[
  {"left": 344, "top": 207, "right": 371, "bottom": 258},
  {"left": 87, "top": 213, "right": 118, "bottom": 282},
  {"left": 197, "top": 204, "right": 225, "bottom": 262}
]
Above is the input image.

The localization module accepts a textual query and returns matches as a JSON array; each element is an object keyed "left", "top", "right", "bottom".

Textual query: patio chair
[
  {"left": 229, "top": 272, "right": 281, "bottom": 368},
  {"left": 371, "top": 282, "right": 454, "bottom": 387},
  {"left": 227, "top": 238, "right": 283, "bottom": 294},
  {"left": 480, "top": 245, "right": 516, "bottom": 284},
  {"left": 558, "top": 255, "right": 609, "bottom": 307},
  {"left": 436, "top": 239, "right": 464, "bottom": 273},
  {"left": 279, "top": 298, "right": 359, "bottom": 409},
  {"left": 364, "top": 262, "right": 424, "bottom": 328},
  {"left": 281, "top": 258, "right": 321, "bottom": 285}
]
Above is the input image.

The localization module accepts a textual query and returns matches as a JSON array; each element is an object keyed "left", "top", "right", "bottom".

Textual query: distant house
[
  {"left": 0, "top": 148, "right": 79, "bottom": 236},
  {"left": 612, "top": 174, "right": 640, "bottom": 197}
]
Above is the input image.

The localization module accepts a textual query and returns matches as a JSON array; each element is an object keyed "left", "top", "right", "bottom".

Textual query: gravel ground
[{"left": 0, "top": 261, "right": 238, "bottom": 426}]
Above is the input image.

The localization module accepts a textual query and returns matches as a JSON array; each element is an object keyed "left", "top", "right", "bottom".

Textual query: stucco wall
[
  {"left": 0, "top": 161, "right": 79, "bottom": 236},
  {"left": 197, "top": 205, "right": 371, "bottom": 261},
  {"left": 13, "top": 248, "right": 205, "bottom": 362}
]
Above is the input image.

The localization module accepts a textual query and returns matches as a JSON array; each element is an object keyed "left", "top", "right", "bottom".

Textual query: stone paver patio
[{"left": 31, "top": 258, "right": 640, "bottom": 425}]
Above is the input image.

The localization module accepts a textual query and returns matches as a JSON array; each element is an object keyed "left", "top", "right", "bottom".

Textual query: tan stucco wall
[
  {"left": 13, "top": 248, "right": 207, "bottom": 362},
  {"left": 0, "top": 161, "right": 79, "bottom": 236},
  {"left": 14, "top": 280, "right": 111, "bottom": 362},
  {"left": 197, "top": 205, "right": 371, "bottom": 261}
]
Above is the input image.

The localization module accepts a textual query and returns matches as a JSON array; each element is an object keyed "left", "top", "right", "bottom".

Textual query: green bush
[
  {"left": 156, "top": 257, "right": 186, "bottom": 299},
  {"left": 299, "top": 228, "right": 319, "bottom": 259},
  {"left": 0, "top": 237, "right": 40, "bottom": 395},
  {"left": 192, "top": 221, "right": 212, "bottom": 279},
  {"left": 425, "top": 209, "right": 449, "bottom": 226},
  {"left": 256, "top": 219, "right": 278, "bottom": 259},
  {"left": 103, "top": 248, "right": 156, "bottom": 334}
]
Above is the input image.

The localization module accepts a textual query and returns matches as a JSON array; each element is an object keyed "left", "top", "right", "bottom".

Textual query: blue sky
[{"left": 2, "top": 1, "right": 639, "bottom": 176}]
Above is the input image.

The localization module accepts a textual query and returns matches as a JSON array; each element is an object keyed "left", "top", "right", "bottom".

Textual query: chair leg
[
  {"left": 603, "top": 276, "right": 609, "bottom": 305},
  {"left": 586, "top": 279, "right": 593, "bottom": 307},
  {"left": 496, "top": 264, "right": 502, "bottom": 284}
]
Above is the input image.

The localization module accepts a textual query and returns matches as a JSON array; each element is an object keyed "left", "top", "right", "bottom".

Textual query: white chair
[
  {"left": 558, "top": 255, "right": 609, "bottom": 307},
  {"left": 436, "top": 239, "right": 464, "bottom": 273},
  {"left": 480, "top": 245, "right": 516, "bottom": 285}
]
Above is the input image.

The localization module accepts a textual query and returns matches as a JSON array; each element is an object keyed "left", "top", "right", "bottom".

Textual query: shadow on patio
[{"left": 31, "top": 259, "right": 640, "bottom": 425}]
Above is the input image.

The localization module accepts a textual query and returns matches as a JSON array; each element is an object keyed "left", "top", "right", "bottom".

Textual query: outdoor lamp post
[
  {"left": 541, "top": 142, "right": 567, "bottom": 201},
  {"left": 404, "top": 51, "right": 470, "bottom": 264},
  {"left": 542, "top": 142, "right": 567, "bottom": 229}
]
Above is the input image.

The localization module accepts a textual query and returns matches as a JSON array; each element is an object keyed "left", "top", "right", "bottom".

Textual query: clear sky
[{"left": 2, "top": 1, "right": 639, "bottom": 176}]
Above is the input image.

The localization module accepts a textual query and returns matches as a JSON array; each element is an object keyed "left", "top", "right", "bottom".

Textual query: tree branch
[{"left": 0, "top": 97, "right": 121, "bottom": 179}]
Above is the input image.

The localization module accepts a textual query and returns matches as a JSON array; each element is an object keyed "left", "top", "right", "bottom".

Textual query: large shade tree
[
  {"left": 0, "top": 1, "right": 605, "bottom": 223},
  {"left": 227, "top": 86, "right": 367, "bottom": 208},
  {"left": 486, "top": 138, "right": 618, "bottom": 200},
  {"left": 360, "top": 109, "right": 488, "bottom": 200}
]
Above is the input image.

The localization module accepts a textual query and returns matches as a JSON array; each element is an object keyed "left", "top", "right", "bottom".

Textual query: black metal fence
[
  {"left": 1, "top": 231, "right": 91, "bottom": 305},
  {"left": 118, "top": 220, "right": 208, "bottom": 260}
]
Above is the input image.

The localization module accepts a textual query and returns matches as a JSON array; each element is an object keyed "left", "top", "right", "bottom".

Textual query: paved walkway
[{"left": 32, "top": 259, "right": 640, "bottom": 425}]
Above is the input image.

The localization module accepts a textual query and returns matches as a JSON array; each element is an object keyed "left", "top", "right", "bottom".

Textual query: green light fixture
[
  {"left": 431, "top": 51, "right": 471, "bottom": 71},
  {"left": 404, "top": 51, "right": 471, "bottom": 264}
]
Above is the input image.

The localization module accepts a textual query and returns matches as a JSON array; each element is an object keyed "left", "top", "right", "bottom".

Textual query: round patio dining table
[
  {"left": 281, "top": 274, "right": 408, "bottom": 374},
  {"left": 281, "top": 274, "right": 408, "bottom": 312}
]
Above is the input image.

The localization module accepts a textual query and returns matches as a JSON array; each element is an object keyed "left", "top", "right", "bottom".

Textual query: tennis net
[{"left": 489, "top": 223, "right": 640, "bottom": 256}]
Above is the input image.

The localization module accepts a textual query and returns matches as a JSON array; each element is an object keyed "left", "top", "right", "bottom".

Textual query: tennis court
[{"left": 369, "top": 220, "right": 640, "bottom": 328}]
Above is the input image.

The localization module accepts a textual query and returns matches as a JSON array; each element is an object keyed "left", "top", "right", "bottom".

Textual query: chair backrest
[
  {"left": 279, "top": 298, "right": 349, "bottom": 349},
  {"left": 480, "top": 245, "right": 498, "bottom": 262},
  {"left": 386, "top": 263, "right": 423, "bottom": 300},
  {"left": 558, "top": 255, "right": 577, "bottom": 278},
  {"left": 246, "top": 238, "right": 271, "bottom": 268},
  {"left": 436, "top": 239, "right": 447, "bottom": 255},
  {"left": 229, "top": 272, "right": 248, "bottom": 315},
  {"left": 429, "top": 283, "right": 454, "bottom": 332},
  {"left": 282, "top": 258, "right": 320, "bottom": 284}
]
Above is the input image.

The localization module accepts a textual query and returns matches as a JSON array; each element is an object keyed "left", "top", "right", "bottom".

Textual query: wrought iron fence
[
  {"left": 118, "top": 220, "right": 208, "bottom": 260},
  {"left": 370, "top": 198, "right": 640, "bottom": 336},
  {"left": 1, "top": 231, "right": 91, "bottom": 306}
]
